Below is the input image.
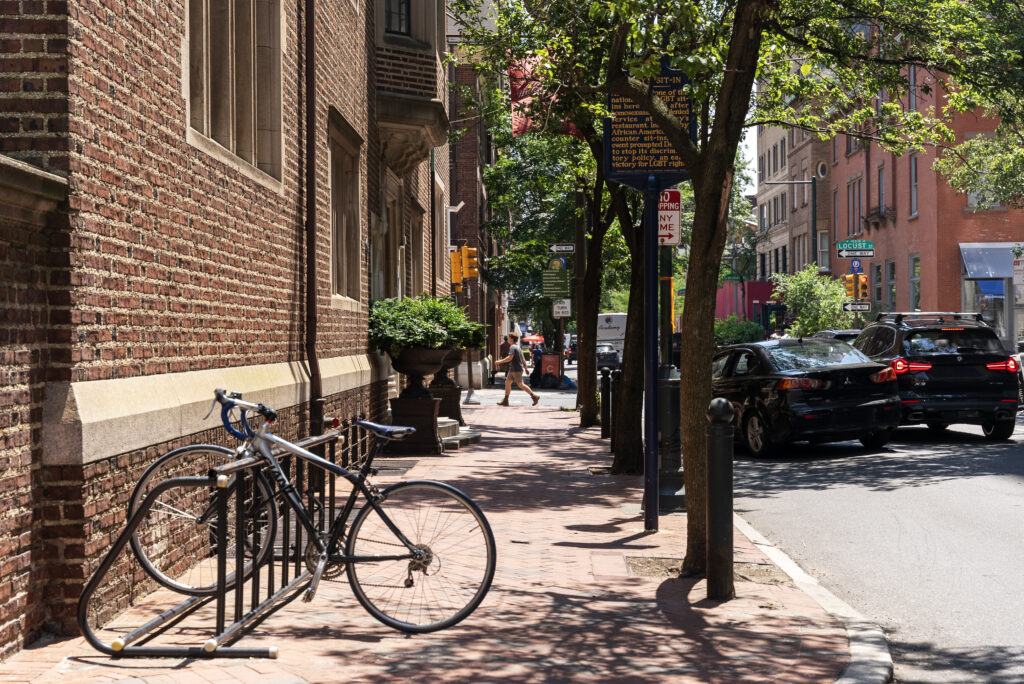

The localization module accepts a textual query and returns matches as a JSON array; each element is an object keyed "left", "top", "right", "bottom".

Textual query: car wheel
[
  {"left": 926, "top": 422, "right": 949, "bottom": 433},
  {"left": 982, "top": 419, "right": 1015, "bottom": 441},
  {"left": 859, "top": 430, "right": 892, "bottom": 450},
  {"left": 743, "top": 412, "right": 775, "bottom": 457}
]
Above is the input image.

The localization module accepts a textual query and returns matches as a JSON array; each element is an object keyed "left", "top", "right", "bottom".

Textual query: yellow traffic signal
[
  {"left": 461, "top": 246, "right": 480, "bottom": 278},
  {"left": 450, "top": 249, "right": 463, "bottom": 285},
  {"left": 843, "top": 274, "right": 856, "bottom": 298},
  {"left": 856, "top": 273, "right": 869, "bottom": 300}
]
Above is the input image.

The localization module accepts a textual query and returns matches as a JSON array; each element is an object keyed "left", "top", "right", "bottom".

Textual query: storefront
[{"left": 959, "top": 242, "right": 1022, "bottom": 351}]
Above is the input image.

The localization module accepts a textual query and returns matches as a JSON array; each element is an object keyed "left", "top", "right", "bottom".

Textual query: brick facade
[{"left": 0, "top": 0, "right": 451, "bottom": 658}]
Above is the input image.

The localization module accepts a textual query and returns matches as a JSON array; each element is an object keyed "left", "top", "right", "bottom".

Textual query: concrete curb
[{"left": 733, "top": 513, "right": 893, "bottom": 684}]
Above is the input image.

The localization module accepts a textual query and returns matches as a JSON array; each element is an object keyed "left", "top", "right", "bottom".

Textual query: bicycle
[{"left": 127, "top": 389, "right": 496, "bottom": 633}]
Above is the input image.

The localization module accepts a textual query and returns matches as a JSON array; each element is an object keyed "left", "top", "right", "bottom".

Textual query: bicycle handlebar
[{"left": 213, "top": 388, "right": 278, "bottom": 440}]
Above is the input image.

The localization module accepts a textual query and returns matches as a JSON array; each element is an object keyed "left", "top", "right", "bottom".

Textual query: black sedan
[
  {"left": 596, "top": 343, "right": 620, "bottom": 370},
  {"left": 712, "top": 339, "right": 901, "bottom": 455}
]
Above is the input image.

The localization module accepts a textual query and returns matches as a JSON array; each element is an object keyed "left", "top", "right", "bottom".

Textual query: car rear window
[
  {"left": 767, "top": 342, "right": 873, "bottom": 371},
  {"left": 902, "top": 329, "right": 1004, "bottom": 355}
]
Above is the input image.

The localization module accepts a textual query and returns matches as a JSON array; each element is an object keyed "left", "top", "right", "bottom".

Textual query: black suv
[{"left": 852, "top": 312, "right": 1019, "bottom": 439}]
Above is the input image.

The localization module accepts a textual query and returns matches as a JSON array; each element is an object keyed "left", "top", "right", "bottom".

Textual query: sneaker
[
  {"left": 532, "top": 394, "right": 541, "bottom": 406},
  {"left": 497, "top": 399, "right": 509, "bottom": 406}
]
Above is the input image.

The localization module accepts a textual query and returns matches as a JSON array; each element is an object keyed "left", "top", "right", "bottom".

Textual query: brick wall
[
  {"left": 0, "top": 157, "right": 66, "bottom": 659},
  {"left": 0, "top": 2, "right": 69, "bottom": 174}
]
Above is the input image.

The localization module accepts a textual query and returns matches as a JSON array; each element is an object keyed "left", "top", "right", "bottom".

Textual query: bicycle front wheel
[
  {"left": 129, "top": 445, "right": 277, "bottom": 596},
  {"left": 345, "top": 480, "right": 496, "bottom": 633}
]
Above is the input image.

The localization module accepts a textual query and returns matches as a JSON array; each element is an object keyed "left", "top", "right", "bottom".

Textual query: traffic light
[
  {"left": 843, "top": 274, "right": 856, "bottom": 298},
  {"left": 450, "top": 249, "right": 463, "bottom": 293},
  {"left": 461, "top": 246, "right": 479, "bottom": 278},
  {"left": 856, "top": 273, "right": 869, "bottom": 300}
]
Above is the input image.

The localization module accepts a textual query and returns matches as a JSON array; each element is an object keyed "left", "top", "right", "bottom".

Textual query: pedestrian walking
[{"left": 496, "top": 332, "right": 540, "bottom": 406}]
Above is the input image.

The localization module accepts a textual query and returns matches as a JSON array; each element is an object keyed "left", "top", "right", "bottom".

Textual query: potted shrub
[{"left": 368, "top": 295, "right": 453, "bottom": 398}]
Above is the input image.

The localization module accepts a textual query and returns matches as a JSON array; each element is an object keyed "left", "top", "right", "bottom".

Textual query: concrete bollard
[{"left": 706, "top": 397, "right": 735, "bottom": 601}]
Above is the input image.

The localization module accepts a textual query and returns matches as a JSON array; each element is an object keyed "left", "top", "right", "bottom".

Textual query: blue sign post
[
  {"left": 850, "top": 258, "right": 862, "bottom": 274},
  {"left": 602, "top": 63, "right": 695, "bottom": 532}
]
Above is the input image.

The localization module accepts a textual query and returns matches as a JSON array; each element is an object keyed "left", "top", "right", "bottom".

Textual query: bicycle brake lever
[{"left": 203, "top": 398, "right": 218, "bottom": 420}]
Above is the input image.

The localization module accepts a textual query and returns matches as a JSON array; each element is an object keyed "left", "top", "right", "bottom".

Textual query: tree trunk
[
  {"left": 679, "top": 175, "right": 737, "bottom": 576},
  {"left": 611, "top": 223, "right": 644, "bottom": 474}
]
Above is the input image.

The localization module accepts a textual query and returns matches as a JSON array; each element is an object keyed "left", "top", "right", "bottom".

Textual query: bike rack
[{"left": 77, "top": 426, "right": 358, "bottom": 658}]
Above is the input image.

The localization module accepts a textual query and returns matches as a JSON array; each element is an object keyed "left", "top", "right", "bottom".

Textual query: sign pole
[{"left": 643, "top": 175, "right": 659, "bottom": 532}]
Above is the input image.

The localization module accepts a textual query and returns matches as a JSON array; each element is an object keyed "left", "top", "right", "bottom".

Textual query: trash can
[{"left": 541, "top": 353, "right": 561, "bottom": 389}]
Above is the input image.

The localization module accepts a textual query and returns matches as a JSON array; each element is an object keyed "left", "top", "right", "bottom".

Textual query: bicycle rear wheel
[
  {"left": 129, "top": 445, "right": 277, "bottom": 596},
  {"left": 345, "top": 480, "right": 496, "bottom": 632}
]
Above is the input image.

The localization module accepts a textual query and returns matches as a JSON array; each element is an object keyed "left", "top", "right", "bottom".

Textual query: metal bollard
[
  {"left": 600, "top": 367, "right": 611, "bottom": 439},
  {"left": 706, "top": 397, "right": 735, "bottom": 601},
  {"left": 610, "top": 369, "right": 621, "bottom": 452}
]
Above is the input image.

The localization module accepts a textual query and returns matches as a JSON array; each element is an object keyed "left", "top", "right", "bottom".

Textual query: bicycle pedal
[{"left": 302, "top": 586, "right": 316, "bottom": 603}]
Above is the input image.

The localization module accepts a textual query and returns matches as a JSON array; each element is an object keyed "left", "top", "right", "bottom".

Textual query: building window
[
  {"left": 832, "top": 136, "right": 838, "bottom": 163},
  {"left": 847, "top": 178, "right": 862, "bottom": 235},
  {"left": 780, "top": 192, "right": 787, "bottom": 222},
  {"left": 909, "top": 153, "right": 919, "bottom": 216},
  {"left": 772, "top": 196, "right": 778, "bottom": 225},
  {"left": 760, "top": 252, "right": 767, "bottom": 280},
  {"left": 759, "top": 203, "right": 767, "bottom": 231},
  {"left": 878, "top": 165, "right": 885, "bottom": 209},
  {"left": 908, "top": 65, "right": 917, "bottom": 111},
  {"left": 833, "top": 189, "right": 839, "bottom": 241},
  {"left": 385, "top": 0, "right": 410, "bottom": 35},
  {"left": 817, "top": 232, "right": 829, "bottom": 269},
  {"left": 886, "top": 260, "right": 897, "bottom": 307},
  {"left": 758, "top": 154, "right": 764, "bottom": 183},
  {"left": 772, "top": 144, "right": 778, "bottom": 174},
  {"left": 330, "top": 119, "right": 362, "bottom": 299},
  {"left": 873, "top": 263, "right": 883, "bottom": 303},
  {"left": 780, "top": 139, "right": 787, "bottom": 168},
  {"left": 782, "top": 246, "right": 788, "bottom": 274},
  {"left": 188, "top": 0, "right": 282, "bottom": 178},
  {"left": 774, "top": 248, "right": 779, "bottom": 274},
  {"left": 909, "top": 255, "right": 921, "bottom": 310}
]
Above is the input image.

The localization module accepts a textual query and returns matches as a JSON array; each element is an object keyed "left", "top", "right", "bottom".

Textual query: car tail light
[
  {"left": 776, "top": 378, "right": 823, "bottom": 390},
  {"left": 869, "top": 367, "right": 897, "bottom": 383},
  {"left": 891, "top": 357, "right": 932, "bottom": 374},
  {"left": 986, "top": 358, "right": 1019, "bottom": 372}
]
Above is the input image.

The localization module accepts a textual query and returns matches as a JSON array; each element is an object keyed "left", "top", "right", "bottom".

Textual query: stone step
[
  {"left": 443, "top": 428, "right": 482, "bottom": 451},
  {"left": 437, "top": 417, "right": 460, "bottom": 439}
]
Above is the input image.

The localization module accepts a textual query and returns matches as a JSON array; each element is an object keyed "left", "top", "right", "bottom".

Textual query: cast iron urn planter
[{"left": 389, "top": 348, "right": 452, "bottom": 399}]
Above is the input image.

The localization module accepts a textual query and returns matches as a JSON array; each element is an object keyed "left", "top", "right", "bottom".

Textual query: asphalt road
[{"left": 733, "top": 418, "right": 1024, "bottom": 684}]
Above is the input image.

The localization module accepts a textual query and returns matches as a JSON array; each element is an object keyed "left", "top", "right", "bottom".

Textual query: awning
[{"left": 959, "top": 242, "right": 1014, "bottom": 279}]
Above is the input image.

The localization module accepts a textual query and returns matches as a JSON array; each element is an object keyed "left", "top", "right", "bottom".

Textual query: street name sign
[
  {"left": 541, "top": 269, "right": 570, "bottom": 298},
  {"left": 548, "top": 243, "right": 575, "bottom": 254},
  {"left": 658, "top": 189, "right": 682, "bottom": 246},
  {"left": 843, "top": 301, "right": 871, "bottom": 312},
  {"left": 552, "top": 298, "right": 571, "bottom": 318},
  {"left": 836, "top": 239, "right": 875, "bottom": 259}
]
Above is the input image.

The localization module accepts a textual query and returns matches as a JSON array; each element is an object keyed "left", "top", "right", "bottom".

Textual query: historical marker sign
[
  {"left": 603, "top": 64, "right": 696, "bottom": 192},
  {"left": 836, "top": 239, "right": 875, "bottom": 259}
]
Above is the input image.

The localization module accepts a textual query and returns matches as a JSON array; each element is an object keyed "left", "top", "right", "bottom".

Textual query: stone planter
[
  {"left": 389, "top": 348, "right": 451, "bottom": 399},
  {"left": 429, "top": 349, "right": 465, "bottom": 426}
]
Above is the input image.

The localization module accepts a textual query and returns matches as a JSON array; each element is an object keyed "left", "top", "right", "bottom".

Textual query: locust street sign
[
  {"left": 548, "top": 243, "right": 575, "bottom": 254},
  {"left": 843, "top": 301, "right": 871, "bottom": 312},
  {"left": 836, "top": 239, "right": 875, "bottom": 259}
]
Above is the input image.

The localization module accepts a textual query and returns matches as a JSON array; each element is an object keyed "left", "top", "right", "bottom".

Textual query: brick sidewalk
[{"left": 0, "top": 404, "right": 851, "bottom": 683}]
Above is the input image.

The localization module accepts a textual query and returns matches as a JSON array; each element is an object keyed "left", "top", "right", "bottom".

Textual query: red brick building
[
  {"left": 831, "top": 68, "right": 1024, "bottom": 346},
  {"left": 0, "top": 0, "right": 451, "bottom": 657}
]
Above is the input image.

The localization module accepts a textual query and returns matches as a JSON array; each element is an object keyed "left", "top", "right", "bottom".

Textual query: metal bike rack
[{"left": 78, "top": 426, "right": 357, "bottom": 658}]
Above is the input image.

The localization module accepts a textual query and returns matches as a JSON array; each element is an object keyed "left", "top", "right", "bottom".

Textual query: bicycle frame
[{"left": 243, "top": 423, "right": 420, "bottom": 566}]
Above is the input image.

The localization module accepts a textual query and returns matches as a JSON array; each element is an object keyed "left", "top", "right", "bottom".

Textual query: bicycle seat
[{"left": 355, "top": 420, "right": 416, "bottom": 441}]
